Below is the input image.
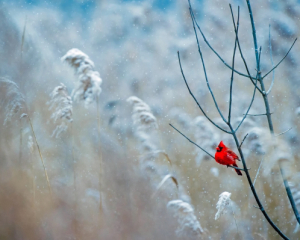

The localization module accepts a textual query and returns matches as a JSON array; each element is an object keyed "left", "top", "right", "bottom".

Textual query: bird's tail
[{"left": 233, "top": 163, "right": 242, "bottom": 176}]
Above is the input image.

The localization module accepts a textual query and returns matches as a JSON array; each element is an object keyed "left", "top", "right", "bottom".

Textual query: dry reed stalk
[
  {"left": 26, "top": 113, "right": 53, "bottom": 199},
  {"left": 70, "top": 122, "right": 79, "bottom": 239},
  {"left": 0, "top": 78, "right": 52, "bottom": 200},
  {"left": 96, "top": 95, "right": 103, "bottom": 214},
  {"left": 62, "top": 48, "right": 104, "bottom": 219},
  {"left": 28, "top": 135, "right": 36, "bottom": 221}
]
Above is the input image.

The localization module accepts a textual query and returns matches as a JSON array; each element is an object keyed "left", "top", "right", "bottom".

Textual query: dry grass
[{"left": 0, "top": 1, "right": 300, "bottom": 240}]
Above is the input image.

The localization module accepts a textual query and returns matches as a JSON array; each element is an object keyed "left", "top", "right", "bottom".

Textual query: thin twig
[
  {"left": 266, "top": 25, "right": 275, "bottom": 95},
  {"left": 234, "top": 42, "right": 260, "bottom": 132},
  {"left": 253, "top": 158, "right": 263, "bottom": 187},
  {"left": 238, "top": 133, "right": 248, "bottom": 150},
  {"left": 262, "top": 38, "right": 297, "bottom": 79},
  {"left": 177, "top": 52, "right": 231, "bottom": 134},
  {"left": 226, "top": 4, "right": 263, "bottom": 94},
  {"left": 228, "top": 6, "right": 240, "bottom": 124},
  {"left": 189, "top": 7, "right": 227, "bottom": 123},
  {"left": 187, "top": 0, "right": 257, "bottom": 80},
  {"left": 169, "top": 123, "right": 214, "bottom": 159},
  {"left": 275, "top": 127, "right": 292, "bottom": 137},
  {"left": 244, "top": 112, "right": 273, "bottom": 117}
]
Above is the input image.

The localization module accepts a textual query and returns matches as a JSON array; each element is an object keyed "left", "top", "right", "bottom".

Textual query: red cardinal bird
[{"left": 215, "top": 141, "right": 242, "bottom": 176}]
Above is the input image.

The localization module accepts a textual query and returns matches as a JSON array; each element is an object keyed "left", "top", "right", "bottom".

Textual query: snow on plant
[
  {"left": 47, "top": 83, "right": 73, "bottom": 138},
  {"left": 0, "top": 78, "right": 25, "bottom": 125},
  {"left": 167, "top": 199, "right": 203, "bottom": 238},
  {"left": 127, "top": 96, "right": 158, "bottom": 154},
  {"left": 61, "top": 48, "right": 102, "bottom": 106},
  {"left": 215, "top": 192, "right": 232, "bottom": 220},
  {"left": 126, "top": 96, "right": 157, "bottom": 133}
]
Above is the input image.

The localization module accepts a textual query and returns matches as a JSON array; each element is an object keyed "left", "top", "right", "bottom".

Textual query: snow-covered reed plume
[
  {"left": 167, "top": 199, "right": 203, "bottom": 238},
  {"left": 127, "top": 96, "right": 157, "bottom": 133},
  {"left": 194, "top": 116, "right": 219, "bottom": 165},
  {"left": 246, "top": 127, "right": 271, "bottom": 155},
  {"left": 47, "top": 83, "right": 73, "bottom": 138},
  {"left": 245, "top": 126, "right": 293, "bottom": 176},
  {"left": 127, "top": 96, "right": 158, "bottom": 155},
  {"left": 215, "top": 192, "right": 232, "bottom": 220},
  {"left": 168, "top": 108, "right": 192, "bottom": 128},
  {"left": 0, "top": 78, "right": 24, "bottom": 125},
  {"left": 61, "top": 48, "right": 102, "bottom": 106}
]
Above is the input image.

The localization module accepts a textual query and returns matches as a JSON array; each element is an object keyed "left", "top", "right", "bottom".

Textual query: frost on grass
[
  {"left": 127, "top": 96, "right": 157, "bottom": 133},
  {"left": 127, "top": 96, "right": 158, "bottom": 153},
  {"left": 246, "top": 126, "right": 294, "bottom": 177},
  {"left": 194, "top": 116, "right": 219, "bottom": 165},
  {"left": 215, "top": 192, "right": 232, "bottom": 220},
  {"left": 47, "top": 83, "right": 73, "bottom": 138},
  {"left": 61, "top": 48, "right": 102, "bottom": 106},
  {"left": 0, "top": 78, "right": 24, "bottom": 125},
  {"left": 167, "top": 199, "right": 203, "bottom": 238}
]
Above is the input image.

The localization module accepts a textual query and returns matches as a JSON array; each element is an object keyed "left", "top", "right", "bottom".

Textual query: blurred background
[{"left": 0, "top": 0, "right": 300, "bottom": 239}]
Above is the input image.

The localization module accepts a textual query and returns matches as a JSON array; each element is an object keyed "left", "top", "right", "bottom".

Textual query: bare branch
[
  {"left": 177, "top": 52, "right": 231, "bottom": 134},
  {"left": 188, "top": 7, "right": 227, "bottom": 123},
  {"left": 187, "top": 0, "right": 257, "bottom": 80},
  {"left": 228, "top": 6, "right": 240, "bottom": 124},
  {"left": 169, "top": 123, "right": 215, "bottom": 159},
  {"left": 238, "top": 133, "right": 248, "bottom": 150},
  {"left": 253, "top": 158, "right": 263, "bottom": 187},
  {"left": 262, "top": 38, "right": 297, "bottom": 79},
  {"left": 227, "top": 6, "right": 263, "bottom": 94},
  {"left": 275, "top": 127, "right": 292, "bottom": 137},
  {"left": 266, "top": 25, "right": 275, "bottom": 95},
  {"left": 244, "top": 112, "right": 273, "bottom": 117},
  {"left": 244, "top": 1, "right": 289, "bottom": 238},
  {"left": 234, "top": 41, "right": 260, "bottom": 133}
]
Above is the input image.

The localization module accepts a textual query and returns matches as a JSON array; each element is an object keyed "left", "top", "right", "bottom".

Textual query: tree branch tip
[{"left": 275, "top": 127, "right": 292, "bottom": 137}]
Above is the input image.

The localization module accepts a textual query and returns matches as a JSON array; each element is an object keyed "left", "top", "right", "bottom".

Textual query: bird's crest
[{"left": 218, "top": 141, "right": 226, "bottom": 148}]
